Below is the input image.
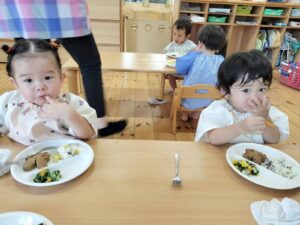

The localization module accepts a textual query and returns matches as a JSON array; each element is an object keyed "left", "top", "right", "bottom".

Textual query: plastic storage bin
[
  {"left": 291, "top": 9, "right": 300, "bottom": 16},
  {"left": 264, "top": 8, "right": 284, "bottom": 16},
  {"left": 236, "top": 6, "right": 253, "bottom": 14},
  {"left": 208, "top": 16, "right": 227, "bottom": 23},
  {"left": 209, "top": 8, "right": 231, "bottom": 13},
  {"left": 268, "top": 0, "right": 286, "bottom": 2},
  {"left": 289, "top": 21, "right": 300, "bottom": 27},
  {"left": 279, "top": 61, "right": 300, "bottom": 90}
]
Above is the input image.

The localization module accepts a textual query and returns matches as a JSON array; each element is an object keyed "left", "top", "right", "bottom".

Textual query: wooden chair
[
  {"left": 65, "top": 69, "right": 84, "bottom": 95},
  {"left": 161, "top": 73, "right": 184, "bottom": 94},
  {"left": 170, "top": 84, "right": 221, "bottom": 134}
]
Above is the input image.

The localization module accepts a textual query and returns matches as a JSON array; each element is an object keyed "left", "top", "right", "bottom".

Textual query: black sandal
[{"left": 98, "top": 120, "right": 127, "bottom": 137}]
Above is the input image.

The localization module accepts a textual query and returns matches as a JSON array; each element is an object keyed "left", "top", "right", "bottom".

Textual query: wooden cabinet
[
  {"left": 88, "top": 0, "right": 123, "bottom": 52},
  {"left": 178, "top": 0, "right": 300, "bottom": 67}
]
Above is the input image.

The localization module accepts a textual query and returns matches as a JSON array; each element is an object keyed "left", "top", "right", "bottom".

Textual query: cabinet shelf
[
  {"left": 233, "top": 24, "right": 259, "bottom": 27},
  {"left": 235, "top": 14, "right": 260, "bottom": 17},
  {"left": 177, "top": 0, "right": 300, "bottom": 67},
  {"left": 286, "top": 26, "right": 300, "bottom": 29},
  {"left": 260, "top": 25, "right": 286, "bottom": 28},
  {"left": 262, "top": 15, "right": 287, "bottom": 19},
  {"left": 191, "top": 22, "right": 205, "bottom": 25},
  {"left": 289, "top": 16, "right": 300, "bottom": 19},
  {"left": 206, "top": 22, "right": 231, "bottom": 25},
  {"left": 180, "top": 10, "right": 206, "bottom": 14}
]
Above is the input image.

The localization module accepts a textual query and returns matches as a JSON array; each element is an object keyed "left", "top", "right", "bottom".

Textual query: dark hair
[
  {"left": 197, "top": 25, "right": 226, "bottom": 51},
  {"left": 3, "top": 39, "right": 61, "bottom": 77},
  {"left": 173, "top": 18, "right": 192, "bottom": 36},
  {"left": 217, "top": 50, "right": 273, "bottom": 95}
]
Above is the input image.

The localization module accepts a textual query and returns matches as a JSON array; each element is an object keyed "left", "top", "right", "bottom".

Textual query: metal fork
[{"left": 172, "top": 152, "right": 182, "bottom": 187}]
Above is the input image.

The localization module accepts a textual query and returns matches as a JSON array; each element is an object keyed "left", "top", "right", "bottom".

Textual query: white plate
[
  {"left": 10, "top": 139, "right": 94, "bottom": 187},
  {"left": 166, "top": 52, "right": 185, "bottom": 59},
  {"left": 226, "top": 143, "right": 300, "bottom": 190},
  {"left": 166, "top": 59, "right": 176, "bottom": 68},
  {"left": 0, "top": 211, "right": 54, "bottom": 225}
]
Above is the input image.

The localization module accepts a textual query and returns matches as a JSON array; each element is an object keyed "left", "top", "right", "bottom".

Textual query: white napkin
[
  {"left": 0, "top": 149, "right": 12, "bottom": 176},
  {"left": 251, "top": 197, "right": 300, "bottom": 225}
]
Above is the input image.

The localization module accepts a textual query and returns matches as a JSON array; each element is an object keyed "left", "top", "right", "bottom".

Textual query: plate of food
[
  {"left": 10, "top": 139, "right": 94, "bottom": 187},
  {"left": 165, "top": 52, "right": 185, "bottom": 59},
  {"left": 166, "top": 59, "right": 176, "bottom": 68},
  {"left": 0, "top": 211, "right": 54, "bottom": 225},
  {"left": 226, "top": 143, "right": 300, "bottom": 189}
]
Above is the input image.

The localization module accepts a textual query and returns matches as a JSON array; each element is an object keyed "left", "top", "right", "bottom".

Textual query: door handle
[
  {"left": 131, "top": 23, "right": 138, "bottom": 31},
  {"left": 159, "top": 25, "right": 165, "bottom": 32}
]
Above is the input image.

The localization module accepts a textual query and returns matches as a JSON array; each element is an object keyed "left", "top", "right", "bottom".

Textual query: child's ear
[
  {"left": 197, "top": 41, "right": 203, "bottom": 48},
  {"left": 9, "top": 77, "right": 18, "bottom": 89},
  {"left": 187, "top": 34, "right": 191, "bottom": 39},
  {"left": 60, "top": 72, "right": 66, "bottom": 82},
  {"left": 220, "top": 88, "right": 228, "bottom": 98},
  {"left": 59, "top": 72, "right": 66, "bottom": 88}
]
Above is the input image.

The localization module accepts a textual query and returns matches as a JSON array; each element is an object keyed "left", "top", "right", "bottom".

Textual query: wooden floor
[{"left": 0, "top": 63, "right": 299, "bottom": 144}]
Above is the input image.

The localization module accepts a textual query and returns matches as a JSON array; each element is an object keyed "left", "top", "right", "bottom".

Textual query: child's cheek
[{"left": 260, "top": 94, "right": 268, "bottom": 103}]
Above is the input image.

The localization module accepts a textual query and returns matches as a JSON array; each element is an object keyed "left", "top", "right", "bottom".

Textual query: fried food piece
[
  {"left": 243, "top": 149, "right": 267, "bottom": 165},
  {"left": 23, "top": 155, "right": 36, "bottom": 171},
  {"left": 22, "top": 152, "right": 50, "bottom": 171},
  {"left": 36, "top": 152, "right": 50, "bottom": 169}
]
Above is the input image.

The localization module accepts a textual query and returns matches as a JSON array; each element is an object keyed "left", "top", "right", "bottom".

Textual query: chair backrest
[
  {"left": 170, "top": 84, "right": 221, "bottom": 134},
  {"left": 176, "top": 84, "right": 221, "bottom": 101}
]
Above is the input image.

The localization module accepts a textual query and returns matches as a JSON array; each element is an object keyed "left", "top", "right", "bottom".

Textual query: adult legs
[{"left": 60, "top": 33, "right": 127, "bottom": 136}]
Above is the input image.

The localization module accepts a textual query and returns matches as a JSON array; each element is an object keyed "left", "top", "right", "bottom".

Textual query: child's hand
[
  {"left": 247, "top": 96, "right": 271, "bottom": 118},
  {"left": 38, "top": 96, "right": 75, "bottom": 120},
  {"left": 238, "top": 116, "right": 266, "bottom": 134}
]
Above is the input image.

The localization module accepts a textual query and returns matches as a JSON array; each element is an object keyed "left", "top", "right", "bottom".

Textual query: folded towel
[
  {"left": 190, "top": 15, "right": 205, "bottom": 23},
  {"left": 251, "top": 197, "right": 300, "bottom": 225},
  {"left": 0, "top": 149, "right": 12, "bottom": 176}
]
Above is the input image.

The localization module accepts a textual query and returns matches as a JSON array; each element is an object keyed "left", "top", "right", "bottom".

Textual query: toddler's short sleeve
[
  {"left": 63, "top": 93, "right": 97, "bottom": 137},
  {"left": 269, "top": 106, "right": 289, "bottom": 142},
  {"left": 185, "top": 40, "right": 197, "bottom": 51},
  {"left": 0, "top": 91, "right": 15, "bottom": 135},
  {"left": 194, "top": 100, "right": 229, "bottom": 142},
  {"left": 163, "top": 42, "right": 173, "bottom": 53}
]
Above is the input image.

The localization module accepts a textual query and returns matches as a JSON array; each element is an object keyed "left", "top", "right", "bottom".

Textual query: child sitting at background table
[
  {"left": 163, "top": 18, "right": 197, "bottom": 92},
  {"left": 0, "top": 39, "right": 97, "bottom": 146},
  {"left": 195, "top": 50, "right": 289, "bottom": 145},
  {"left": 176, "top": 24, "right": 226, "bottom": 121}
]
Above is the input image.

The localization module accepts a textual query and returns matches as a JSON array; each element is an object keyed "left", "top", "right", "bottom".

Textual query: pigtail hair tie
[
  {"left": 1, "top": 44, "right": 13, "bottom": 54},
  {"left": 50, "top": 40, "right": 61, "bottom": 50}
]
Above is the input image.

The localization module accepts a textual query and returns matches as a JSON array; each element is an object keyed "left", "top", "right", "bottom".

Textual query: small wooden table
[
  {"left": 1, "top": 137, "right": 300, "bottom": 225},
  {"left": 62, "top": 51, "right": 176, "bottom": 95}
]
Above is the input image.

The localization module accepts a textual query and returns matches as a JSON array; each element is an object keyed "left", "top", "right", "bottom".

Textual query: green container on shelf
[
  {"left": 207, "top": 16, "right": 227, "bottom": 23},
  {"left": 236, "top": 6, "right": 253, "bottom": 14},
  {"left": 263, "top": 8, "right": 284, "bottom": 16}
]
